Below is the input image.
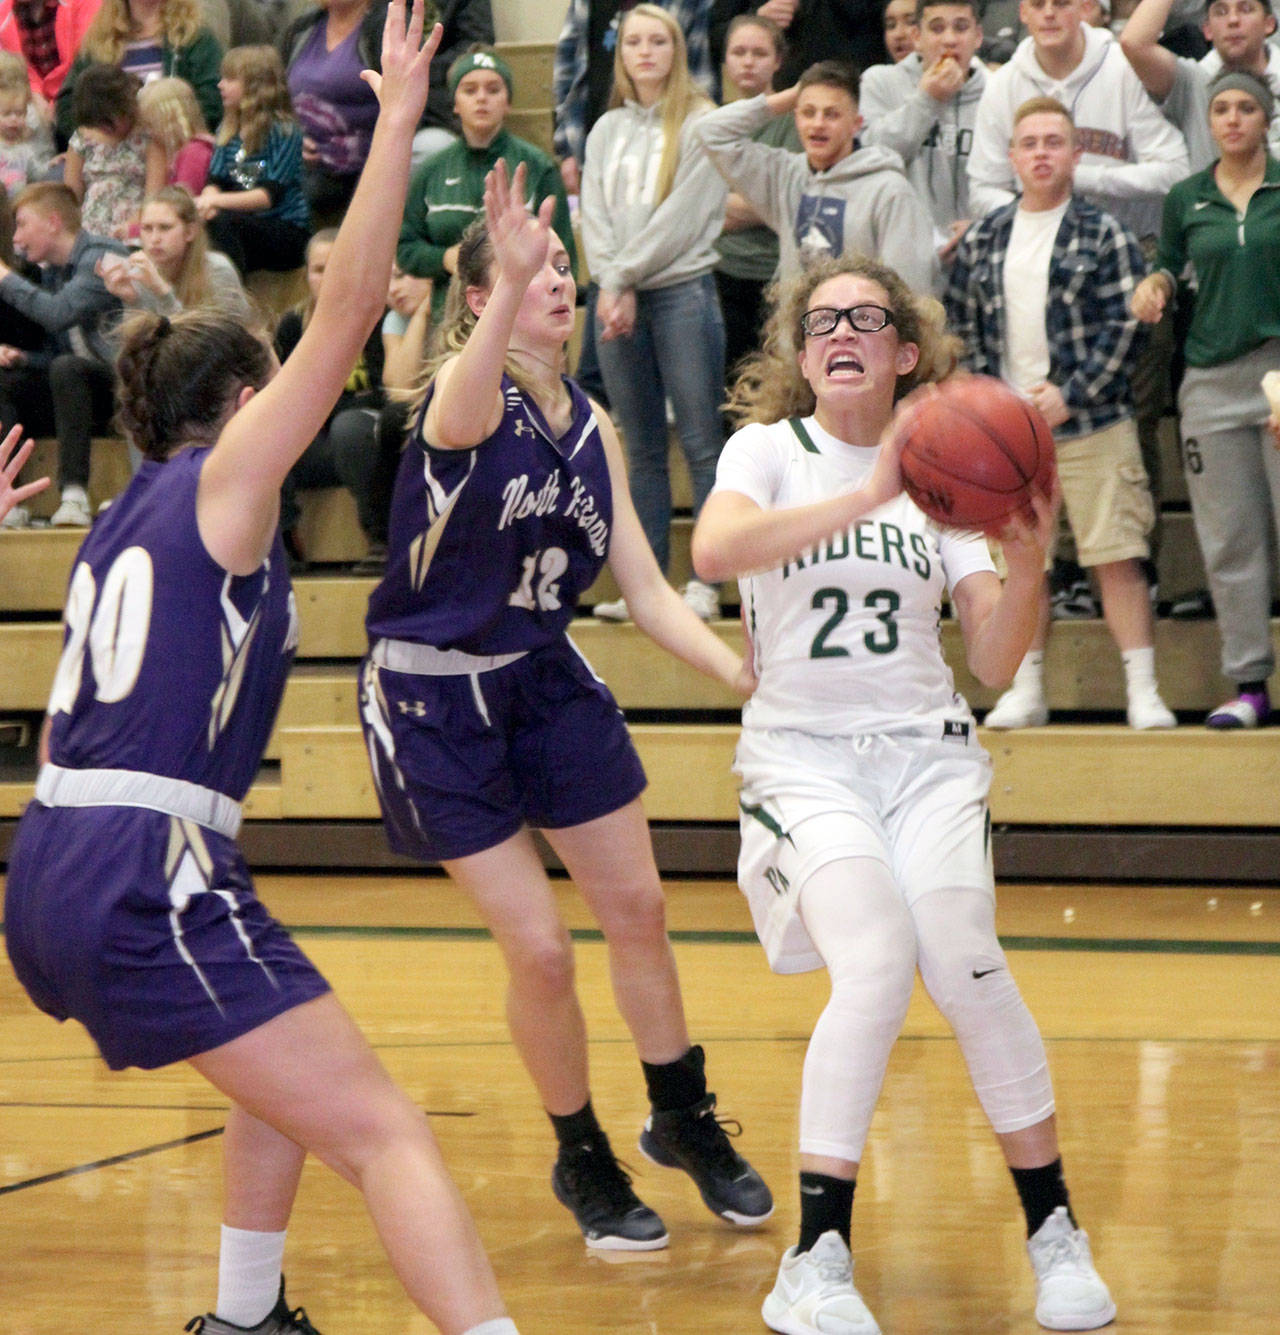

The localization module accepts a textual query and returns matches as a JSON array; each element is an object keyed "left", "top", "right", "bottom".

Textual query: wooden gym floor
[{"left": 1, "top": 873, "right": 1277, "bottom": 1334}]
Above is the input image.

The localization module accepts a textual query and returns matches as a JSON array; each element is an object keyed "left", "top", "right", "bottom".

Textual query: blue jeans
[{"left": 595, "top": 274, "right": 726, "bottom": 573}]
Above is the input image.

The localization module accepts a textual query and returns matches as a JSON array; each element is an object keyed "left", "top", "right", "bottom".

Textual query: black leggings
[{"left": 208, "top": 212, "right": 310, "bottom": 274}]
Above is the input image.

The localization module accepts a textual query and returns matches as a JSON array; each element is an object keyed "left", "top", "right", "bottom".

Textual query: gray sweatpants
[{"left": 1179, "top": 340, "right": 1280, "bottom": 684}]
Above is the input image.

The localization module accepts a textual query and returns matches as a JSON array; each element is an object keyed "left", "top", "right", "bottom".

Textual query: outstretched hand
[
  {"left": 484, "top": 159, "right": 557, "bottom": 289},
  {"left": 0, "top": 425, "right": 50, "bottom": 524},
  {"left": 361, "top": 0, "right": 442, "bottom": 126}
]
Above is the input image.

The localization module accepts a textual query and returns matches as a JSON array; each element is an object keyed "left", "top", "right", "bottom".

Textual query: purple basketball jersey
[
  {"left": 44, "top": 448, "right": 298, "bottom": 801},
  {"left": 366, "top": 375, "right": 613, "bottom": 654}
]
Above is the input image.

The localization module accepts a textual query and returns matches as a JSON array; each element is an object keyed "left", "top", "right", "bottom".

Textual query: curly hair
[
  {"left": 82, "top": 0, "right": 203, "bottom": 65},
  {"left": 724, "top": 254, "right": 960, "bottom": 429},
  {"left": 115, "top": 308, "right": 273, "bottom": 461},
  {"left": 218, "top": 45, "right": 294, "bottom": 157}
]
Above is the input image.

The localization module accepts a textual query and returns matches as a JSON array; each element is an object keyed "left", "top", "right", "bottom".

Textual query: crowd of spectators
[{"left": 0, "top": 0, "right": 1278, "bottom": 730}]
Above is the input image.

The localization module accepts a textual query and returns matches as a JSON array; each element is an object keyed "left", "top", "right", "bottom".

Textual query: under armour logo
[
  {"left": 514, "top": 418, "right": 532, "bottom": 437},
  {"left": 396, "top": 699, "right": 427, "bottom": 717}
]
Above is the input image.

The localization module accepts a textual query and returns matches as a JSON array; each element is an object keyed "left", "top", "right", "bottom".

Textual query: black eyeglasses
[{"left": 800, "top": 304, "right": 896, "bottom": 337}]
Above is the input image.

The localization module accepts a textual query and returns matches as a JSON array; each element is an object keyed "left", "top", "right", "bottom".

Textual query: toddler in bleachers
[
  {"left": 198, "top": 44, "right": 310, "bottom": 273},
  {"left": 139, "top": 76, "right": 215, "bottom": 194},
  {"left": 65, "top": 64, "right": 166, "bottom": 240},
  {"left": 0, "top": 55, "right": 53, "bottom": 198}
]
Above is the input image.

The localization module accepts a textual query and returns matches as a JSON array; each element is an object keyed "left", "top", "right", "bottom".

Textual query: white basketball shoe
[
  {"left": 761, "top": 1230, "right": 881, "bottom": 1335},
  {"left": 1027, "top": 1206, "right": 1117, "bottom": 1330}
]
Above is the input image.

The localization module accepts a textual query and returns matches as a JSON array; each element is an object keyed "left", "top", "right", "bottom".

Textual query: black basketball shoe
[
  {"left": 184, "top": 1281, "right": 321, "bottom": 1334},
  {"left": 639, "top": 1094, "right": 774, "bottom": 1225},
  {"left": 552, "top": 1134, "right": 669, "bottom": 1250}
]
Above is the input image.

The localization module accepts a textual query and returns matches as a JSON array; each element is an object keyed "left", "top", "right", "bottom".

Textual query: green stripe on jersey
[{"left": 789, "top": 418, "right": 820, "bottom": 453}]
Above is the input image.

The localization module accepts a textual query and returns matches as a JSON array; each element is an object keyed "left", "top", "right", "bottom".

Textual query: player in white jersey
[{"left": 691, "top": 254, "right": 1116, "bottom": 1335}]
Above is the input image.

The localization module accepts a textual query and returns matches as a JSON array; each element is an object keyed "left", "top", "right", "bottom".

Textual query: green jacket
[
  {"left": 1155, "top": 155, "right": 1280, "bottom": 368},
  {"left": 56, "top": 28, "right": 224, "bottom": 145},
  {"left": 397, "top": 127, "right": 576, "bottom": 324}
]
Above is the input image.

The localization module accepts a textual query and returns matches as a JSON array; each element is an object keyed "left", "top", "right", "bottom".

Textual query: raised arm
[
  {"left": 424, "top": 159, "right": 558, "bottom": 450},
  {"left": 1118, "top": 0, "right": 1180, "bottom": 102},
  {"left": 695, "top": 89, "right": 799, "bottom": 235},
  {"left": 197, "top": 0, "right": 442, "bottom": 574}
]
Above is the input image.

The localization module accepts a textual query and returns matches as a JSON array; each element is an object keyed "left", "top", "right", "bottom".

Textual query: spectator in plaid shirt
[
  {"left": 0, "top": 0, "right": 100, "bottom": 109},
  {"left": 946, "top": 96, "right": 1175, "bottom": 731}
]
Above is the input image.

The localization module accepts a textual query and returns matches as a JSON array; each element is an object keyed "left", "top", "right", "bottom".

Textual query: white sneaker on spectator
[
  {"left": 1027, "top": 1207, "right": 1116, "bottom": 1331},
  {"left": 593, "top": 597, "right": 629, "bottom": 622},
  {"left": 681, "top": 578, "right": 719, "bottom": 622},
  {"left": 1126, "top": 692, "right": 1176, "bottom": 730},
  {"left": 1, "top": 503, "right": 30, "bottom": 529},
  {"left": 761, "top": 1231, "right": 881, "bottom": 1335},
  {"left": 983, "top": 686, "right": 1049, "bottom": 729},
  {"left": 50, "top": 494, "right": 92, "bottom": 527}
]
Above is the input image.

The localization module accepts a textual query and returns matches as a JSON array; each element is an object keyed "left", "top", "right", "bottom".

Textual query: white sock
[
  {"left": 462, "top": 1320, "right": 520, "bottom": 1335},
  {"left": 61, "top": 484, "right": 88, "bottom": 506},
  {"left": 1122, "top": 646, "right": 1158, "bottom": 698},
  {"left": 1010, "top": 651, "right": 1045, "bottom": 697},
  {"left": 216, "top": 1226, "right": 286, "bottom": 1328}
]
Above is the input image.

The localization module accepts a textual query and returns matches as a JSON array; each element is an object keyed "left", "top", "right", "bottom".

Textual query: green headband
[{"left": 448, "top": 50, "right": 514, "bottom": 99}]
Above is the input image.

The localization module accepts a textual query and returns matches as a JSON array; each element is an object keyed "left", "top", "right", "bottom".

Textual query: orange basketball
[{"left": 895, "top": 376, "right": 1055, "bottom": 533}]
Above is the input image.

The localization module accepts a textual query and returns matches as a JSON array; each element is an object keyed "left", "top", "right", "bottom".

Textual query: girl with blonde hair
[
  {"left": 579, "top": 2, "right": 729, "bottom": 624},
  {"left": 359, "top": 162, "right": 773, "bottom": 1252},
  {"left": 56, "top": 0, "right": 223, "bottom": 145},
  {"left": 198, "top": 44, "right": 309, "bottom": 272},
  {"left": 139, "top": 75, "right": 214, "bottom": 192},
  {"left": 97, "top": 184, "right": 251, "bottom": 320},
  {"left": 692, "top": 253, "right": 1115, "bottom": 1335}
]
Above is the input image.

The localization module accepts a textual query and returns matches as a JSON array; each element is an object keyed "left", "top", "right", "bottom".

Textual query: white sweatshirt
[
  {"left": 966, "top": 24, "right": 1189, "bottom": 239},
  {"left": 580, "top": 99, "right": 728, "bottom": 294}
]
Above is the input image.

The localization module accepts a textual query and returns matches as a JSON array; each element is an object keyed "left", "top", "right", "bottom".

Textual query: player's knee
[
  {"left": 918, "top": 939, "right": 1015, "bottom": 1025},
  {"left": 597, "top": 882, "right": 668, "bottom": 949},
  {"left": 511, "top": 932, "right": 577, "bottom": 999},
  {"left": 825, "top": 916, "right": 918, "bottom": 1013}
]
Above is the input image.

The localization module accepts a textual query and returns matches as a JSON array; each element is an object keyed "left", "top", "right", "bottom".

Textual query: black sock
[
  {"left": 1010, "top": 1157, "right": 1074, "bottom": 1237},
  {"left": 642, "top": 1043, "right": 707, "bottom": 1112},
  {"left": 548, "top": 1100, "right": 603, "bottom": 1154},
  {"left": 1239, "top": 680, "right": 1267, "bottom": 696},
  {"left": 797, "top": 1172, "right": 855, "bottom": 1252}
]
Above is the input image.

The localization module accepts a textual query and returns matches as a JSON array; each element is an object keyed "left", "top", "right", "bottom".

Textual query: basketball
[{"left": 895, "top": 376, "right": 1055, "bottom": 533}]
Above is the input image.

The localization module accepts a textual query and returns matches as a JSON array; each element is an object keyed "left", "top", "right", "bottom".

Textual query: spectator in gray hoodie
[
  {"left": 580, "top": 3, "right": 729, "bottom": 623},
  {"left": 860, "top": 0, "right": 987, "bottom": 278},
  {"left": 696, "top": 60, "right": 939, "bottom": 292}
]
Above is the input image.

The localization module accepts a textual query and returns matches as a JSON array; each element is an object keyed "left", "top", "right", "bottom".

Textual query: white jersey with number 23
[{"left": 714, "top": 415, "right": 996, "bottom": 738}]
